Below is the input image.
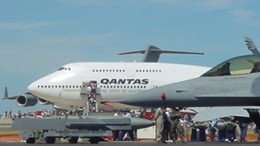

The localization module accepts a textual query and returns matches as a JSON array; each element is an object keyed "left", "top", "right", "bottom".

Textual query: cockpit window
[
  {"left": 58, "top": 67, "right": 65, "bottom": 71},
  {"left": 57, "top": 67, "right": 71, "bottom": 71},
  {"left": 202, "top": 55, "right": 260, "bottom": 77}
]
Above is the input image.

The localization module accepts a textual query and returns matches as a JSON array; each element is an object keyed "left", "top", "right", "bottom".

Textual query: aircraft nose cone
[{"left": 28, "top": 81, "right": 37, "bottom": 94}]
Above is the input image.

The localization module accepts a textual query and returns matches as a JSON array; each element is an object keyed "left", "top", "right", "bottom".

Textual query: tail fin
[
  {"left": 3, "top": 87, "right": 17, "bottom": 100},
  {"left": 4, "top": 86, "right": 8, "bottom": 98},
  {"left": 118, "top": 45, "right": 204, "bottom": 62},
  {"left": 245, "top": 37, "right": 260, "bottom": 55}
]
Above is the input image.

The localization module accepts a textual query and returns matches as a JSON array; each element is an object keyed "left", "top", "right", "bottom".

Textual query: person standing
[
  {"left": 162, "top": 108, "right": 170, "bottom": 142},
  {"left": 209, "top": 119, "right": 217, "bottom": 142},
  {"left": 234, "top": 121, "right": 241, "bottom": 142},
  {"left": 113, "top": 110, "right": 120, "bottom": 141},
  {"left": 169, "top": 107, "right": 185, "bottom": 143},
  {"left": 183, "top": 113, "right": 192, "bottom": 141},
  {"left": 240, "top": 122, "right": 248, "bottom": 142},
  {"left": 119, "top": 109, "right": 134, "bottom": 141},
  {"left": 154, "top": 107, "right": 166, "bottom": 143},
  {"left": 4, "top": 111, "right": 7, "bottom": 118}
]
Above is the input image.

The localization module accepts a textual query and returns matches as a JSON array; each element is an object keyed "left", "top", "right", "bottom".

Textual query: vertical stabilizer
[
  {"left": 245, "top": 37, "right": 260, "bottom": 55},
  {"left": 4, "top": 86, "right": 8, "bottom": 98}
]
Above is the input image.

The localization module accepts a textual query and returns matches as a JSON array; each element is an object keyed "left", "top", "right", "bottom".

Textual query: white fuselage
[{"left": 28, "top": 62, "right": 209, "bottom": 109}]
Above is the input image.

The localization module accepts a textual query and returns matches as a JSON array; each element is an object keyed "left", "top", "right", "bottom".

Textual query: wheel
[
  {"left": 68, "top": 137, "right": 78, "bottom": 144},
  {"left": 26, "top": 138, "right": 35, "bottom": 144},
  {"left": 45, "top": 137, "right": 55, "bottom": 144},
  {"left": 89, "top": 137, "right": 101, "bottom": 144}
]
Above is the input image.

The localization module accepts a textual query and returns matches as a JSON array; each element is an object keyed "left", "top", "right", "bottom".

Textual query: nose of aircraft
[{"left": 28, "top": 81, "right": 38, "bottom": 94}]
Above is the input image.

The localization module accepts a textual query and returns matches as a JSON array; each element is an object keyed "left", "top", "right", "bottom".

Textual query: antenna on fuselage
[
  {"left": 118, "top": 45, "right": 204, "bottom": 62},
  {"left": 245, "top": 37, "right": 260, "bottom": 55}
]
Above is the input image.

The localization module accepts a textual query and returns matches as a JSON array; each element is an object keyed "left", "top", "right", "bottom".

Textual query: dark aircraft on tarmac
[{"left": 119, "top": 41, "right": 260, "bottom": 108}]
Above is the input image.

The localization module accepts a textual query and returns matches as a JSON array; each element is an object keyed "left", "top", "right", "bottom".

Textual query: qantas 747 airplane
[{"left": 4, "top": 46, "right": 209, "bottom": 110}]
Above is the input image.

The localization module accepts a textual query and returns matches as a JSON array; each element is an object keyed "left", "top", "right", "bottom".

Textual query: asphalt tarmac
[{"left": 0, "top": 141, "right": 260, "bottom": 146}]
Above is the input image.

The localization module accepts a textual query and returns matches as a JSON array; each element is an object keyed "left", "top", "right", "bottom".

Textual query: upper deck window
[{"left": 202, "top": 55, "right": 260, "bottom": 77}]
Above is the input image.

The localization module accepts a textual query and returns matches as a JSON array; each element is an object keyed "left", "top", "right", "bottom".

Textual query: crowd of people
[
  {"left": 192, "top": 118, "right": 260, "bottom": 142},
  {"left": 154, "top": 107, "right": 186, "bottom": 144},
  {"left": 0, "top": 110, "right": 81, "bottom": 119},
  {"left": 152, "top": 107, "right": 260, "bottom": 143},
  {"left": 2, "top": 106, "right": 260, "bottom": 143}
]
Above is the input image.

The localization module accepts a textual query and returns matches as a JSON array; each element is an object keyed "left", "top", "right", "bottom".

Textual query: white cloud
[
  {"left": 231, "top": 9, "right": 254, "bottom": 21},
  {"left": 35, "top": 34, "right": 118, "bottom": 47},
  {"left": 0, "top": 33, "right": 121, "bottom": 74},
  {"left": 202, "top": 0, "right": 234, "bottom": 9},
  {"left": 60, "top": 0, "right": 106, "bottom": 6},
  {"left": 0, "top": 22, "right": 56, "bottom": 30},
  {"left": 147, "top": 0, "right": 238, "bottom": 10},
  {"left": 148, "top": 0, "right": 180, "bottom": 4}
]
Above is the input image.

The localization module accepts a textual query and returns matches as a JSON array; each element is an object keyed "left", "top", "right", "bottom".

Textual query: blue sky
[{"left": 1, "top": 0, "right": 260, "bottom": 114}]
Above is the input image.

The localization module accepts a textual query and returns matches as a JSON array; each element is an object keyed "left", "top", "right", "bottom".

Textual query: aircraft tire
[
  {"left": 89, "top": 137, "right": 101, "bottom": 144},
  {"left": 26, "top": 138, "right": 35, "bottom": 144},
  {"left": 45, "top": 137, "right": 55, "bottom": 144},
  {"left": 68, "top": 137, "right": 78, "bottom": 144}
]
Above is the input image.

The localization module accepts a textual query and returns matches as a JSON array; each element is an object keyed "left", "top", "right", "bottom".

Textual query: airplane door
[{"left": 126, "top": 63, "right": 135, "bottom": 77}]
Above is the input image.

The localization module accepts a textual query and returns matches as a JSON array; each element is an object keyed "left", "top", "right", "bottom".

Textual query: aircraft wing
[
  {"left": 2, "top": 86, "right": 17, "bottom": 100},
  {"left": 118, "top": 50, "right": 145, "bottom": 55},
  {"left": 118, "top": 45, "right": 204, "bottom": 62},
  {"left": 195, "top": 94, "right": 257, "bottom": 98},
  {"left": 159, "top": 50, "right": 204, "bottom": 55},
  {"left": 3, "top": 96, "right": 17, "bottom": 100},
  {"left": 192, "top": 106, "right": 254, "bottom": 122}
]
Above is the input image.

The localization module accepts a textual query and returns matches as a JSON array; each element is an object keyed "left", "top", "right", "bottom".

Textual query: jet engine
[
  {"left": 16, "top": 94, "right": 38, "bottom": 107},
  {"left": 38, "top": 98, "right": 51, "bottom": 105}
]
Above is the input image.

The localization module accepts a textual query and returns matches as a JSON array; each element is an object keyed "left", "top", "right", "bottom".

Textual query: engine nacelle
[
  {"left": 16, "top": 94, "right": 38, "bottom": 107},
  {"left": 39, "top": 98, "right": 51, "bottom": 105}
]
